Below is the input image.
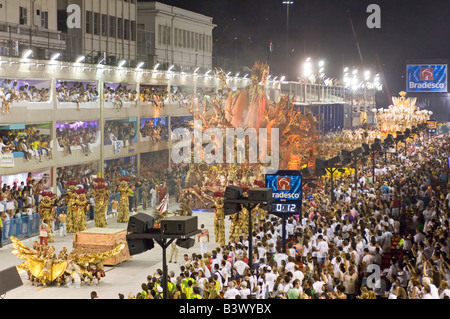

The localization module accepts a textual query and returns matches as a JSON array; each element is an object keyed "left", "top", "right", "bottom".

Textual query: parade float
[
  {"left": 373, "top": 91, "right": 432, "bottom": 137},
  {"left": 10, "top": 236, "right": 124, "bottom": 287},
  {"left": 173, "top": 62, "right": 320, "bottom": 210}
]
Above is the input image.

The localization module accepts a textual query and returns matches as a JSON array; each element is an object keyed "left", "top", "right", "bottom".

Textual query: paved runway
[{"left": 0, "top": 201, "right": 229, "bottom": 299}]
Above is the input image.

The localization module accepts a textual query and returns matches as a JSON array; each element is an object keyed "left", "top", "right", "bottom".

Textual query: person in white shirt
[
  {"left": 233, "top": 255, "right": 249, "bottom": 279},
  {"left": 256, "top": 242, "right": 267, "bottom": 263},
  {"left": 312, "top": 273, "right": 326, "bottom": 295},
  {"left": 421, "top": 285, "right": 436, "bottom": 299},
  {"left": 361, "top": 248, "right": 374, "bottom": 274},
  {"left": 223, "top": 281, "right": 240, "bottom": 299},
  {"left": 264, "top": 267, "right": 277, "bottom": 293},
  {"left": 150, "top": 187, "right": 157, "bottom": 207},
  {"left": 315, "top": 235, "right": 329, "bottom": 265},
  {"left": 286, "top": 219, "right": 295, "bottom": 236},
  {"left": 273, "top": 249, "right": 288, "bottom": 268},
  {"left": 239, "top": 281, "right": 251, "bottom": 299},
  {"left": 292, "top": 264, "right": 304, "bottom": 284},
  {"left": 422, "top": 276, "right": 439, "bottom": 299},
  {"left": 285, "top": 256, "right": 296, "bottom": 274}
]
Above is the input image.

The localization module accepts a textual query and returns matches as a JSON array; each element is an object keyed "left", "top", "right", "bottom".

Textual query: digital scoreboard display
[
  {"left": 265, "top": 170, "right": 303, "bottom": 216},
  {"left": 427, "top": 120, "right": 438, "bottom": 135}
]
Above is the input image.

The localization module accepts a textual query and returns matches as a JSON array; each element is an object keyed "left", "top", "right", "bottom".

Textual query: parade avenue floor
[{"left": 0, "top": 200, "right": 227, "bottom": 299}]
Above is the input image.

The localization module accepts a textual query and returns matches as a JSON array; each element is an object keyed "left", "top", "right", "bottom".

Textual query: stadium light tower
[{"left": 303, "top": 57, "right": 313, "bottom": 78}]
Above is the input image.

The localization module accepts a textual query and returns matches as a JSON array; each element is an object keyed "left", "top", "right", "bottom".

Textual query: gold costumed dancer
[
  {"left": 73, "top": 188, "right": 89, "bottom": 232},
  {"left": 93, "top": 178, "right": 109, "bottom": 227},
  {"left": 116, "top": 177, "right": 130, "bottom": 223},
  {"left": 229, "top": 211, "right": 242, "bottom": 242},
  {"left": 253, "top": 180, "right": 268, "bottom": 226},
  {"left": 65, "top": 180, "right": 79, "bottom": 233},
  {"left": 38, "top": 191, "right": 56, "bottom": 243},
  {"left": 213, "top": 191, "right": 226, "bottom": 247}
]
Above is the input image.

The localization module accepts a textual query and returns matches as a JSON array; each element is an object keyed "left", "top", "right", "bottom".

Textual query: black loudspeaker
[
  {"left": 351, "top": 147, "right": 363, "bottom": 156},
  {"left": 127, "top": 213, "right": 154, "bottom": 233},
  {"left": 248, "top": 188, "right": 272, "bottom": 201},
  {"left": 300, "top": 166, "right": 314, "bottom": 177},
  {"left": 361, "top": 143, "right": 370, "bottom": 154},
  {"left": 0, "top": 266, "right": 23, "bottom": 295},
  {"left": 127, "top": 238, "right": 155, "bottom": 256},
  {"left": 176, "top": 238, "right": 195, "bottom": 249},
  {"left": 372, "top": 141, "right": 382, "bottom": 151},
  {"left": 225, "top": 186, "right": 243, "bottom": 199},
  {"left": 328, "top": 156, "right": 341, "bottom": 167},
  {"left": 161, "top": 216, "right": 198, "bottom": 235},
  {"left": 315, "top": 158, "right": 328, "bottom": 169},
  {"left": 315, "top": 168, "right": 327, "bottom": 177},
  {"left": 224, "top": 201, "right": 241, "bottom": 215}
]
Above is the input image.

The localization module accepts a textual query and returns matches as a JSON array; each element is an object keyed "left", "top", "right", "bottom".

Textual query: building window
[
  {"left": 130, "top": 21, "right": 136, "bottom": 41},
  {"left": 94, "top": 12, "right": 100, "bottom": 35},
  {"left": 166, "top": 26, "right": 171, "bottom": 45},
  {"left": 186, "top": 31, "right": 191, "bottom": 49},
  {"left": 118, "top": 18, "right": 123, "bottom": 39},
  {"left": 86, "top": 11, "right": 92, "bottom": 34},
  {"left": 19, "top": 7, "right": 28, "bottom": 25},
  {"left": 124, "top": 19, "right": 130, "bottom": 40},
  {"left": 159, "top": 25, "right": 171, "bottom": 45},
  {"left": 101, "top": 14, "right": 108, "bottom": 36},
  {"left": 174, "top": 28, "right": 178, "bottom": 47},
  {"left": 41, "top": 11, "right": 49, "bottom": 29},
  {"left": 109, "top": 16, "right": 116, "bottom": 37}
]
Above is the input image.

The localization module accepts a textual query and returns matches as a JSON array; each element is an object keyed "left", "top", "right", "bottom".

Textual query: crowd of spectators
[
  {"left": 0, "top": 174, "right": 51, "bottom": 235},
  {"left": 56, "top": 82, "right": 99, "bottom": 110},
  {"left": 56, "top": 124, "right": 98, "bottom": 157},
  {"left": 140, "top": 118, "right": 169, "bottom": 143},
  {"left": 170, "top": 86, "right": 195, "bottom": 108},
  {"left": 0, "top": 79, "right": 50, "bottom": 102},
  {"left": 1, "top": 79, "right": 51, "bottom": 114},
  {"left": 125, "top": 133, "right": 449, "bottom": 300},
  {"left": 139, "top": 85, "right": 168, "bottom": 109},
  {"left": 104, "top": 84, "right": 138, "bottom": 111},
  {"left": 104, "top": 121, "right": 136, "bottom": 147},
  {"left": 170, "top": 117, "right": 194, "bottom": 132},
  {"left": 0, "top": 126, "right": 52, "bottom": 162}
]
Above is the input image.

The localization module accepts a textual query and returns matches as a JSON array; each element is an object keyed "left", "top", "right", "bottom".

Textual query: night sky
[{"left": 140, "top": 0, "right": 450, "bottom": 104}]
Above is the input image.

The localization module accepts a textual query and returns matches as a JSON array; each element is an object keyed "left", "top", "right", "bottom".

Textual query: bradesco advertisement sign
[
  {"left": 265, "top": 170, "right": 302, "bottom": 215},
  {"left": 407, "top": 64, "right": 448, "bottom": 93}
]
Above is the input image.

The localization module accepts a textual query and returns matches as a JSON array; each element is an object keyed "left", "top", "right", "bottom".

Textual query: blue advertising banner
[
  {"left": 407, "top": 64, "right": 448, "bottom": 93},
  {"left": 265, "top": 170, "right": 302, "bottom": 215}
]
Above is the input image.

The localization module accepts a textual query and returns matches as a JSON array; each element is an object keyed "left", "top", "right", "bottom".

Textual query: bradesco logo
[
  {"left": 420, "top": 68, "right": 434, "bottom": 81},
  {"left": 407, "top": 64, "right": 447, "bottom": 92},
  {"left": 277, "top": 176, "right": 291, "bottom": 190},
  {"left": 409, "top": 82, "right": 446, "bottom": 89},
  {"left": 273, "top": 192, "right": 300, "bottom": 199}
]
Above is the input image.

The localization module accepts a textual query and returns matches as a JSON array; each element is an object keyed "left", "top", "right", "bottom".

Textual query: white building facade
[
  {"left": 137, "top": 1, "right": 215, "bottom": 71},
  {"left": 0, "top": 0, "right": 64, "bottom": 59}
]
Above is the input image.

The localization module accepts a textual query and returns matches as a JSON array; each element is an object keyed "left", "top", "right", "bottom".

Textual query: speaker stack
[{"left": 160, "top": 216, "right": 198, "bottom": 235}]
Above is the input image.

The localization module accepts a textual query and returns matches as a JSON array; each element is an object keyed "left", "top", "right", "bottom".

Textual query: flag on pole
[{"left": 157, "top": 194, "right": 169, "bottom": 214}]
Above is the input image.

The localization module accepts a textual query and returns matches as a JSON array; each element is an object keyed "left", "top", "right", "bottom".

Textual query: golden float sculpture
[
  {"left": 373, "top": 91, "right": 432, "bottom": 136},
  {"left": 10, "top": 236, "right": 124, "bottom": 287}
]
